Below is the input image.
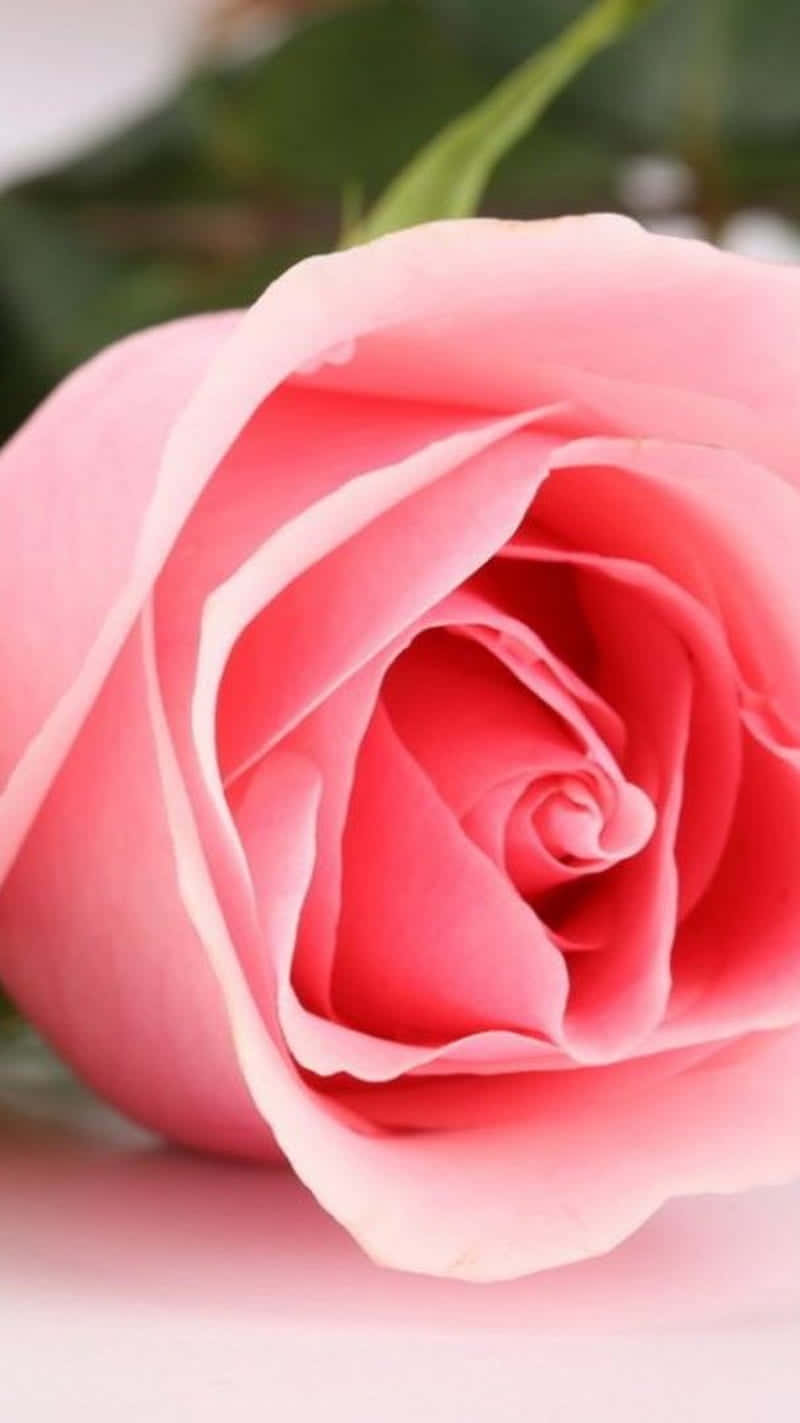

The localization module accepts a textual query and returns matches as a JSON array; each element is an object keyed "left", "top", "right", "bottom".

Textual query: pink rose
[{"left": 2, "top": 217, "right": 800, "bottom": 1281}]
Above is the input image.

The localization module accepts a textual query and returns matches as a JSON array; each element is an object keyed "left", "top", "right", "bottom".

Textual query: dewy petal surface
[{"left": 292, "top": 218, "right": 800, "bottom": 480}]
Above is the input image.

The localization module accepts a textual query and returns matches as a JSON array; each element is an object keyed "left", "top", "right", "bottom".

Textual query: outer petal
[
  {"left": 0, "top": 314, "right": 239, "bottom": 881},
  {"left": 0, "top": 621, "right": 273, "bottom": 1158},
  {"left": 289, "top": 1022, "right": 800, "bottom": 1281},
  {"left": 292, "top": 218, "right": 800, "bottom": 480}
]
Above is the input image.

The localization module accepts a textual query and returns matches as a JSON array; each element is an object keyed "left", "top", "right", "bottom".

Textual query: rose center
[
  {"left": 505, "top": 769, "right": 656, "bottom": 900},
  {"left": 533, "top": 777, "right": 606, "bottom": 865}
]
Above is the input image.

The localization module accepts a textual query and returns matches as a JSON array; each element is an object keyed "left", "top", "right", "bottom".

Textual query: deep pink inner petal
[
  {"left": 333, "top": 703, "right": 569, "bottom": 1046},
  {"left": 557, "top": 578, "right": 690, "bottom": 1058},
  {"left": 505, "top": 770, "right": 656, "bottom": 901},
  {"left": 382, "top": 630, "right": 588, "bottom": 817},
  {"left": 233, "top": 675, "right": 570, "bottom": 1085},
  {"left": 505, "top": 495, "right": 743, "bottom": 919},
  {"left": 384, "top": 628, "right": 655, "bottom": 904},
  {"left": 536, "top": 437, "right": 800, "bottom": 760},
  {"left": 663, "top": 731, "right": 800, "bottom": 1042},
  {"left": 325, "top": 1040, "right": 729, "bottom": 1135}
]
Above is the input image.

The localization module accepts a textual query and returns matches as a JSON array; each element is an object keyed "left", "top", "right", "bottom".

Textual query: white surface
[
  {"left": 5, "top": 1314, "right": 800, "bottom": 1422},
  {"left": 0, "top": 0, "right": 214, "bottom": 188},
  {"left": 617, "top": 154, "right": 696, "bottom": 214},
  {"left": 721, "top": 209, "right": 800, "bottom": 265},
  {"left": 1, "top": 1055, "right": 800, "bottom": 1420}
]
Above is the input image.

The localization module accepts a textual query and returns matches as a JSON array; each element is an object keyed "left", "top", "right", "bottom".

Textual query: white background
[{"left": 2, "top": 1053, "right": 800, "bottom": 1420}]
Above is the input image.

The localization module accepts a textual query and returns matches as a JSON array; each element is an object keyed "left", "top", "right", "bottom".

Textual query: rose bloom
[{"left": 2, "top": 217, "right": 800, "bottom": 1281}]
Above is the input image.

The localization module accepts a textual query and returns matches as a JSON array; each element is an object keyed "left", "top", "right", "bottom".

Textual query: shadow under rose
[{"left": 2, "top": 1048, "right": 800, "bottom": 1333}]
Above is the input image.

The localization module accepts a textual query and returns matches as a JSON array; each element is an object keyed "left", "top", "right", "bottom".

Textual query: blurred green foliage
[
  {"left": 433, "top": 0, "right": 800, "bottom": 144},
  {"left": 346, "top": 0, "right": 652, "bottom": 242},
  {"left": 1, "top": 0, "right": 799, "bottom": 445}
]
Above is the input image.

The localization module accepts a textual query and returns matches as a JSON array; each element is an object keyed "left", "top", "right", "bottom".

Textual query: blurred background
[{"left": 2, "top": 0, "right": 799, "bottom": 447}]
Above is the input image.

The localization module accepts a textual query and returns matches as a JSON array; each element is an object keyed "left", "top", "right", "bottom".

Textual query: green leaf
[{"left": 345, "top": 0, "right": 656, "bottom": 244}]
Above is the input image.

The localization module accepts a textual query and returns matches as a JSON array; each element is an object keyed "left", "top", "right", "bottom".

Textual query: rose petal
[
  {"left": 237, "top": 718, "right": 565, "bottom": 1083},
  {"left": 540, "top": 437, "right": 800, "bottom": 755},
  {"left": 195, "top": 414, "right": 559, "bottom": 801},
  {"left": 382, "top": 629, "right": 588, "bottom": 818},
  {"left": 198, "top": 387, "right": 509, "bottom": 782},
  {"left": 383, "top": 628, "right": 654, "bottom": 900},
  {"left": 559, "top": 580, "right": 689, "bottom": 1059},
  {"left": 506, "top": 493, "right": 744, "bottom": 920},
  {"left": 0, "top": 314, "right": 238, "bottom": 881},
  {"left": 333, "top": 702, "right": 568, "bottom": 1045},
  {"left": 663, "top": 730, "right": 800, "bottom": 1042},
  {"left": 0, "top": 621, "right": 273, "bottom": 1158},
  {"left": 293, "top": 218, "right": 800, "bottom": 481}
]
